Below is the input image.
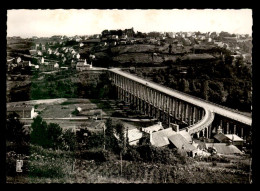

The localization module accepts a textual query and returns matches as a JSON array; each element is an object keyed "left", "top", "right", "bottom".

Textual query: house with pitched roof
[
  {"left": 149, "top": 128, "right": 176, "bottom": 147},
  {"left": 205, "top": 143, "right": 243, "bottom": 155},
  {"left": 76, "top": 59, "right": 92, "bottom": 71},
  {"left": 168, "top": 134, "right": 197, "bottom": 157},
  {"left": 141, "top": 122, "right": 163, "bottom": 134},
  {"left": 214, "top": 133, "right": 244, "bottom": 149},
  {"left": 7, "top": 105, "right": 37, "bottom": 119}
]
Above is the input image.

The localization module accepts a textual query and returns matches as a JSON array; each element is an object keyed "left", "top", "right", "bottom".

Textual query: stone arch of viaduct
[{"left": 108, "top": 68, "right": 252, "bottom": 139}]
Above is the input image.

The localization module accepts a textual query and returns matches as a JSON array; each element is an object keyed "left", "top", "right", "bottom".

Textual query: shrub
[
  {"left": 71, "top": 108, "right": 79, "bottom": 116},
  {"left": 62, "top": 129, "right": 77, "bottom": 151},
  {"left": 46, "top": 123, "right": 63, "bottom": 149},
  {"left": 111, "top": 111, "right": 126, "bottom": 118},
  {"left": 29, "top": 165, "right": 64, "bottom": 178},
  {"left": 6, "top": 142, "right": 30, "bottom": 155},
  {"left": 85, "top": 132, "right": 104, "bottom": 150},
  {"left": 78, "top": 149, "right": 112, "bottom": 162},
  {"left": 123, "top": 146, "right": 141, "bottom": 161},
  {"left": 6, "top": 113, "right": 30, "bottom": 145}
]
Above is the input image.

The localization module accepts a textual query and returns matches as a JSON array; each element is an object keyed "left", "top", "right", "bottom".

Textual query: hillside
[{"left": 89, "top": 44, "right": 213, "bottom": 67}]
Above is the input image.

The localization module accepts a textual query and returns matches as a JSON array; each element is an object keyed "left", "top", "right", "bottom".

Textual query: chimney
[
  {"left": 217, "top": 126, "right": 222, "bottom": 134},
  {"left": 170, "top": 123, "right": 179, "bottom": 133}
]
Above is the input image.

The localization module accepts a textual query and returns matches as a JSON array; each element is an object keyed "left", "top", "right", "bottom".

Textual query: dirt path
[{"left": 7, "top": 98, "right": 68, "bottom": 106}]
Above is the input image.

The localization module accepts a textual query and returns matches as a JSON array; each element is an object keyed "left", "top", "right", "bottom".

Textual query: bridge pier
[
  {"left": 226, "top": 122, "right": 229, "bottom": 134},
  {"left": 208, "top": 124, "right": 212, "bottom": 138},
  {"left": 143, "top": 101, "right": 147, "bottom": 115}
]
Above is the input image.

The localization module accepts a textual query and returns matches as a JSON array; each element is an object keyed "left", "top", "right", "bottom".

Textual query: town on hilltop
[{"left": 7, "top": 28, "right": 252, "bottom": 73}]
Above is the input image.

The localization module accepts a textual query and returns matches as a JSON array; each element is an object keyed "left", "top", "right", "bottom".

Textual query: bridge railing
[
  {"left": 117, "top": 69, "right": 251, "bottom": 118},
  {"left": 186, "top": 109, "right": 215, "bottom": 134}
]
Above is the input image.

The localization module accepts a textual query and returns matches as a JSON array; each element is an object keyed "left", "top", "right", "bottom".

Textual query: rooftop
[
  {"left": 225, "top": 134, "right": 244, "bottom": 141},
  {"left": 214, "top": 133, "right": 228, "bottom": 142},
  {"left": 205, "top": 143, "right": 242, "bottom": 155},
  {"left": 168, "top": 134, "right": 196, "bottom": 151},
  {"left": 142, "top": 123, "right": 163, "bottom": 133},
  {"left": 151, "top": 128, "right": 176, "bottom": 147},
  {"left": 214, "top": 133, "right": 243, "bottom": 142},
  {"left": 7, "top": 106, "right": 33, "bottom": 112}
]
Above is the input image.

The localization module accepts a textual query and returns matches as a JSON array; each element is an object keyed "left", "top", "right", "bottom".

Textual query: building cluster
[
  {"left": 7, "top": 36, "right": 95, "bottom": 73},
  {"left": 120, "top": 121, "right": 244, "bottom": 158}
]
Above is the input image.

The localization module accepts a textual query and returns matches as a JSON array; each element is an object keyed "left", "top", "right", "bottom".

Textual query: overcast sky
[{"left": 7, "top": 9, "right": 252, "bottom": 38}]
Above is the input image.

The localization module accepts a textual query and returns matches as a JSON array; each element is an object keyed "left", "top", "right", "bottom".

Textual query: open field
[{"left": 12, "top": 98, "right": 150, "bottom": 130}]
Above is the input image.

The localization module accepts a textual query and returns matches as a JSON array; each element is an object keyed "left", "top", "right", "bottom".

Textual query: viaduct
[{"left": 108, "top": 68, "right": 252, "bottom": 139}]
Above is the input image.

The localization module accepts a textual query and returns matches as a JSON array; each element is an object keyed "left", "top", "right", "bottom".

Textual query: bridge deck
[{"left": 109, "top": 68, "right": 252, "bottom": 126}]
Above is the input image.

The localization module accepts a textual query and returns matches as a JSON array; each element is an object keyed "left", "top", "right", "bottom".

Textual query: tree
[
  {"left": 46, "top": 123, "right": 63, "bottom": 149},
  {"left": 30, "top": 116, "right": 48, "bottom": 147},
  {"left": 190, "top": 80, "right": 197, "bottom": 92},
  {"left": 105, "top": 118, "right": 113, "bottom": 136},
  {"left": 169, "top": 44, "right": 172, "bottom": 54},
  {"left": 62, "top": 129, "right": 77, "bottom": 151},
  {"left": 208, "top": 81, "right": 225, "bottom": 104},
  {"left": 202, "top": 80, "right": 209, "bottom": 101},
  {"left": 31, "top": 116, "right": 63, "bottom": 149},
  {"left": 175, "top": 57, "right": 182, "bottom": 65},
  {"left": 104, "top": 118, "right": 118, "bottom": 151},
  {"left": 6, "top": 112, "right": 29, "bottom": 145},
  {"left": 115, "top": 123, "right": 126, "bottom": 175},
  {"left": 180, "top": 78, "right": 190, "bottom": 93}
]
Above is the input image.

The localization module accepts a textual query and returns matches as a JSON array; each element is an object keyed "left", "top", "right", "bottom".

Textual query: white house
[
  {"left": 54, "top": 63, "right": 59, "bottom": 69},
  {"left": 142, "top": 122, "right": 163, "bottom": 134},
  {"left": 48, "top": 48, "right": 52, "bottom": 54},
  {"left": 89, "top": 54, "right": 95, "bottom": 59},
  {"left": 37, "top": 51, "right": 42, "bottom": 56},
  {"left": 16, "top": 57, "right": 22, "bottom": 64}
]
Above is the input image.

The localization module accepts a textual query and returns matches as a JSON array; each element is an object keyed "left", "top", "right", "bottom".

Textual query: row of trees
[
  {"left": 6, "top": 113, "right": 77, "bottom": 151},
  {"left": 30, "top": 116, "right": 77, "bottom": 151},
  {"left": 29, "top": 71, "right": 116, "bottom": 100},
  {"left": 135, "top": 52, "right": 252, "bottom": 112}
]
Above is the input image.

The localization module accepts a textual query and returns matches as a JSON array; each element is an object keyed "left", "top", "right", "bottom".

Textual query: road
[{"left": 109, "top": 68, "right": 252, "bottom": 126}]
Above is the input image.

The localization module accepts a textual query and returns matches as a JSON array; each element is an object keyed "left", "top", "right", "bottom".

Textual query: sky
[{"left": 7, "top": 9, "right": 252, "bottom": 38}]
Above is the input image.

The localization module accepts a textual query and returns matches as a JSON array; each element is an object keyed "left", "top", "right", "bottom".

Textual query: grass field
[
  {"left": 16, "top": 98, "right": 122, "bottom": 130},
  {"left": 7, "top": 145, "right": 250, "bottom": 184}
]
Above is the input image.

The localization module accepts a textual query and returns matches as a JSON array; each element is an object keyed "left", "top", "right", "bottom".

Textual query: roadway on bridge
[{"left": 109, "top": 68, "right": 252, "bottom": 126}]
